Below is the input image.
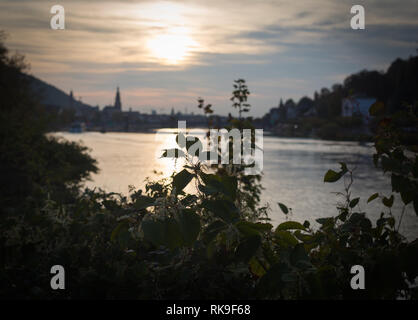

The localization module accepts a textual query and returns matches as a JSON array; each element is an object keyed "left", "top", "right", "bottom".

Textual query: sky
[{"left": 0, "top": 0, "right": 417, "bottom": 117}]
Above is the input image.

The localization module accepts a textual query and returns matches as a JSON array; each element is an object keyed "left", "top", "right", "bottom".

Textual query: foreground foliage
[
  {"left": 2, "top": 117, "right": 417, "bottom": 299},
  {"left": 1, "top": 36, "right": 418, "bottom": 299}
]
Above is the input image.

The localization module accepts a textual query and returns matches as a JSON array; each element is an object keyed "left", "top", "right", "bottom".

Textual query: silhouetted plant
[{"left": 231, "top": 79, "right": 251, "bottom": 120}]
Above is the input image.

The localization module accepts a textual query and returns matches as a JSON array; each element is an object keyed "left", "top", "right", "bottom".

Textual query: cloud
[{"left": 0, "top": 0, "right": 417, "bottom": 116}]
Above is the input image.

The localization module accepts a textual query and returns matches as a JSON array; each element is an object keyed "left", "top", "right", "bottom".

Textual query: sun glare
[{"left": 146, "top": 29, "right": 197, "bottom": 65}]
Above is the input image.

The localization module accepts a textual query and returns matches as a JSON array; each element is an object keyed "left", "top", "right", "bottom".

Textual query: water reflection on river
[{"left": 56, "top": 131, "right": 417, "bottom": 239}]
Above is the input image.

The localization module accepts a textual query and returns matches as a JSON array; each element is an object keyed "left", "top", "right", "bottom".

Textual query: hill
[{"left": 24, "top": 73, "right": 95, "bottom": 111}]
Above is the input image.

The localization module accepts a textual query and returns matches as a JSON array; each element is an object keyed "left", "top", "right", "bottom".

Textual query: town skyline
[{"left": 1, "top": 0, "right": 417, "bottom": 116}]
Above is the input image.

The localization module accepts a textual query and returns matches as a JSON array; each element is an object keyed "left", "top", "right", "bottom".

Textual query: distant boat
[{"left": 69, "top": 122, "right": 86, "bottom": 133}]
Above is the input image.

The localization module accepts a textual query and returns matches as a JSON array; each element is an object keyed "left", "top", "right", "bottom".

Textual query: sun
[{"left": 146, "top": 30, "right": 196, "bottom": 65}]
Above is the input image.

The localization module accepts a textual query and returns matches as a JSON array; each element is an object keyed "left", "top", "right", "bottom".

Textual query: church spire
[{"left": 114, "top": 86, "right": 122, "bottom": 111}]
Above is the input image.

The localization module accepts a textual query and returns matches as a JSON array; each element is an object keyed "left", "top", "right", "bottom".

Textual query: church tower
[{"left": 114, "top": 86, "right": 122, "bottom": 111}]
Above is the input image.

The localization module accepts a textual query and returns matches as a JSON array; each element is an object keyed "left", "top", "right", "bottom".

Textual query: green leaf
[
  {"left": 177, "top": 209, "right": 201, "bottom": 246},
  {"left": 339, "top": 162, "right": 348, "bottom": 173},
  {"left": 290, "top": 243, "right": 310, "bottom": 267},
  {"left": 199, "top": 172, "right": 237, "bottom": 200},
  {"left": 142, "top": 217, "right": 184, "bottom": 249},
  {"left": 367, "top": 193, "right": 379, "bottom": 203},
  {"left": 324, "top": 169, "right": 342, "bottom": 183},
  {"left": 349, "top": 197, "right": 360, "bottom": 208},
  {"left": 198, "top": 184, "right": 217, "bottom": 196},
  {"left": 202, "top": 220, "right": 227, "bottom": 244},
  {"left": 111, "top": 221, "right": 129, "bottom": 243},
  {"left": 276, "top": 221, "right": 305, "bottom": 231},
  {"left": 294, "top": 230, "right": 313, "bottom": 242},
  {"left": 278, "top": 202, "right": 289, "bottom": 214},
  {"left": 316, "top": 217, "right": 334, "bottom": 226},
  {"left": 236, "top": 221, "right": 272, "bottom": 236},
  {"left": 236, "top": 235, "right": 262, "bottom": 262},
  {"left": 382, "top": 195, "right": 394, "bottom": 208},
  {"left": 347, "top": 212, "right": 366, "bottom": 225},
  {"left": 133, "top": 195, "right": 155, "bottom": 210},
  {"left": 172, "top": 169, "right": 194, "bottom": 193},
  {"left": 201, "top": 199, "right": 239, "bottom": 223},
  {"left": 400, "top": 190, "right": 414, "bottom": 205},
  {"left": 164, "top": 218, "right": 183, "bottom": 249},
  {"left": 391, "top": 174, "right": 403, "bottom": 192},
  {"left": 141, "top": 218, "right": 165, "bottom": 247},
  {"left": 180, "top": 194, "right": 198, "bottom": 206},
  {"left": 249, "top": 257, "right": 266, "bottom": 277},
  {"left": 257, "top": 263, "right": 289, "bottom": 295},
  {"left": 274, "top": 230, "right": 298, "bottom": 247},
  {"left": 219, "top": 175, "right": 238, "bottom": 200}
]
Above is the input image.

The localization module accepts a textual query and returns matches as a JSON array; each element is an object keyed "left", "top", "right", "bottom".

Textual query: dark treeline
[
  {"left": 0, "top": 33, "right": 97, "bottom": 209},
  {"left": 310, "top": 54, "right": 416, "bottom": 118},
  {"left": 261, "top": 53, "right": 418, "bottom": 141}
]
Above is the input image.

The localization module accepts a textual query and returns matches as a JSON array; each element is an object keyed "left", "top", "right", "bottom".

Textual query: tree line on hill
[{"left": 261, "top": 52, "right": 418, "bottom": 140}]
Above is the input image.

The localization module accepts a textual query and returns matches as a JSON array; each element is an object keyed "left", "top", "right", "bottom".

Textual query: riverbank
[{"left": 264, "top": 128, "right": 373, "bottom": 142}]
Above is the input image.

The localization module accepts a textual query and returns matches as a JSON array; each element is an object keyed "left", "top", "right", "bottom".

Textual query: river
[{"left": 56, "top": 130, "right": 418, "bottom": 239}]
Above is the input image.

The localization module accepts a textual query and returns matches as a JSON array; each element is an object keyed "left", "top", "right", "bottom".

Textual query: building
[
  {"left": 341, "top": 95, "right": 376, "bottom": 124},
  {"left": 114, "top": 86, "right": 122, "bottom": 111},
  {"left": 284, "top": 99, "right": 297, "bottom": 120},
  {"left": 103, "top": 87, "right": 123, "bottom": 114}
]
